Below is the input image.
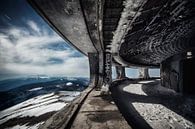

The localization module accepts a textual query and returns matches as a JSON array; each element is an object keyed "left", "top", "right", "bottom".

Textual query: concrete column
[
  {"left": 116, "top": 66, "right": 126, "bottom": 79},
  {"left": 139, "top": 68, "right": 149, "bottom": 79},
  {"left": 88, "top": 53, "right": 99, "bottom": 87},
  {"left": 104, "top": 52, "right": 112, "bottom": 84},
  {"left": 101, "top": 44, "right": 112, "bottom": 94},
  {"left": 96, "top": 52, "right": 104, "bottom": 88}
]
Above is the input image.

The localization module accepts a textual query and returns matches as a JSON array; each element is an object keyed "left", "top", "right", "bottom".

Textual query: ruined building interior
[{"left": 28, "top": 0, "right": 195, "bottom": 129}]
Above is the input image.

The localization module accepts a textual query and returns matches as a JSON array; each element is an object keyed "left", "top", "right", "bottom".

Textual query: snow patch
[
  {"left": 0, "top": 90, "right": 81, "bottom": 128},
  {"left": 138, "top": 80, "right": 155, "bottom": 84},
  {"left": 0, "top": 93, "right": 66, "bottom": 125},
  {"left": 56, "top": 85, "right": 63, "bottom": 88},
  {"left": 123, "top": 84, "right": 147, "bottom": 96},
  {"left": 28, "top": 87, "right": 43, "bottom": 91},
  {"left": 66, "top": 82, "right": 73, "bottom": 86}
]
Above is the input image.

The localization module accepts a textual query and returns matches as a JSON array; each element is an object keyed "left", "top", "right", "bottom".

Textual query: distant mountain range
[
  {"left": 0, "top": 77, "right": 89, "bottom": 129},
  {"left": 0, "top": 77, "right": 89, "bottom": 111}
]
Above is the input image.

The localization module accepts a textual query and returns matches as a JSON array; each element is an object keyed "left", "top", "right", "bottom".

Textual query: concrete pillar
[
  {"left": 88, "top": 52, "right": 104, "bottom": 89},
  {"left": 101, "top": 44, "right": 112, "bottom": 94},
  {"left": 139, "top": 68, "right": 149, "bottom": 79},
  {"left": 100, "top": 52, "right": 112, "bottom": 94},
  {"left": 104, "top": 52, "right": 112, "bottom": 84},
  {"left": 96, "top": 52, "right": 104, "bottom": 88},
  {"left": 88, "top": 53, "right": 99, "bottom": 87},
  {"left": 116, "top": 66, "right": 126, "bottom": 79}
]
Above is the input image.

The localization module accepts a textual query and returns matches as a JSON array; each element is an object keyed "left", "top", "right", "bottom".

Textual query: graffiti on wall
[{"left": 105, "top": 52, "right": 112, "bottom": 84}]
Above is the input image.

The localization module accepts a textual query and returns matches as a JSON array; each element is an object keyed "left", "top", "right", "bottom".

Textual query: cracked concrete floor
[{"left": 70, "top": 90, "right": 131, "bottom": 129}]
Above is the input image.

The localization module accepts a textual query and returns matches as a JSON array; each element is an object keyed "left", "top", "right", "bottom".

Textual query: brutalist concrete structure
[{"left": 28, "top": 0, "right": 195, "bottom": 94}]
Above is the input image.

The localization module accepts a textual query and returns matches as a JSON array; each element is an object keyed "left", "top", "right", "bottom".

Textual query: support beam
[
  {"left": 139, "top": 68, "right": 149, "bottom": 79},
  {"left": 116, "top": 66, "right": 126, "bottom": 79}
]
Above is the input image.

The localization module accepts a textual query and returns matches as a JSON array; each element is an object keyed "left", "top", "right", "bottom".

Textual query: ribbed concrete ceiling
[{"left": 110, "top": 0, "right": 195, "bottom": 66}]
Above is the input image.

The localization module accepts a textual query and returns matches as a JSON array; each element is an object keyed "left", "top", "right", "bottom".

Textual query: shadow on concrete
[
  {"left": 88, "top": 94, "right": 113, "bottom": 108},
  {"left": 141, "top": 80, "right": 195, "bottom": 123},
  {"left": 82, "top": 94, "right": 126, "bottom": 124},
  {"left": 109, "top": 79, "right": 195, "bottom": 129},
  {"left": 84, "top": 110, "right": 122, "bottom": 123},
  {"left": 93, "top": 94, "right": 113, "bottom": 103}
]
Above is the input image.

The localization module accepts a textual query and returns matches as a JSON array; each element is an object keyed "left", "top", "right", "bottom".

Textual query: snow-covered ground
[
  {"left": 0, "top": 91, "right": 80, "bottom": 129},
  {"left": 123, "top": 79, "right": 195, "bottom": 129}
]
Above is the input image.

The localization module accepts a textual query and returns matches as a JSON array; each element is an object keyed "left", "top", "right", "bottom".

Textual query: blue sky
[
  {"left": 112, "top": 67, "right": 160, "bottom": 79},
  {"left": 0, "top": 0, "right": 89, "bottom": 79}
]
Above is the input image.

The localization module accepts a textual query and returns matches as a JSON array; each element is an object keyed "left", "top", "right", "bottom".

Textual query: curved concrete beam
[
  {"left": 111, "top": 0, "right": 147, "bottom": 66},
  {"left": 28, "top": 0, "right": 97, "bottom": 55}
]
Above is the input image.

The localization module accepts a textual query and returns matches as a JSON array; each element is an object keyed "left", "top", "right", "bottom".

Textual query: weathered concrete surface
[
  {"left": 161, "top": 52, "right": 195, "bottom": 94},
  {"left": 28, "top": 0, "right": 97, "bottom": 55},
  {"left": 88, "top": 53, "right": 101, "bottom": 87},
  {"left": 111, "top": 0, "right": 195, "bottom": 66},
  {"left": 38, "top": 87, "right": 94, "bottom": 129},
  {"left": 71, "top": 90, "right": 132, "bottom": 129},
  {"left": 29, "top": 0, "right": 195, "bottom": 67},
  {"left": 110, "top": 79, "right": 195, "bottom": 129},
  {"left": 80, "top": 0, "right": 104, "bottom": 52},
  {"left": 37, "top": 87, "right": 131, "bottom": 129},
  {"left": 139, "top": 68, "right": 149, "bottom": 79},
  {"left": 161, "top": 56, "right": 182, "bottom": 93}
]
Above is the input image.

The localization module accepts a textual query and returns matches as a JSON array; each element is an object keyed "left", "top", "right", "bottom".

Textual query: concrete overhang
[
  {"left": 28, "top": 0, "right": 98, "bottom": 56},
  {"left": 111, "top": 0, "right": 195, "bottom": 66},
  {"left": 28, "top": 0, "right": 195, "bottom": 68}
]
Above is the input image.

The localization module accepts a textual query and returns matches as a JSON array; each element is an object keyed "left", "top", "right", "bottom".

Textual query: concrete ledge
[{"left": 38, "top": 87, "right": 94, "bottom": 129}]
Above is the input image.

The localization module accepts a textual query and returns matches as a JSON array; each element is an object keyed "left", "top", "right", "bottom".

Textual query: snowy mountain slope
[{"left": 0, "top": 77, "right": 89, "bottom": 129}]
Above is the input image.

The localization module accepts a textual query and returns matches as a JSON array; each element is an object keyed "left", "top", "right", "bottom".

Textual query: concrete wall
[
  {"left": 161, "top": 51, "right": 195, "bottom": 94},
  {"left": 160, "top": 56, "right": 183, "bottom": 93}
]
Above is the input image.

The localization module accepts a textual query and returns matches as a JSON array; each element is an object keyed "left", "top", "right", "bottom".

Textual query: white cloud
[
  {"left": 27, "top": 20, "right": 41, "bottom": 34},
  {"left": 3, "top": 57, "right": 89, "bottom": 77},
  {"left": 0, "top": 20, "right": 89, "bottom": 77}
]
